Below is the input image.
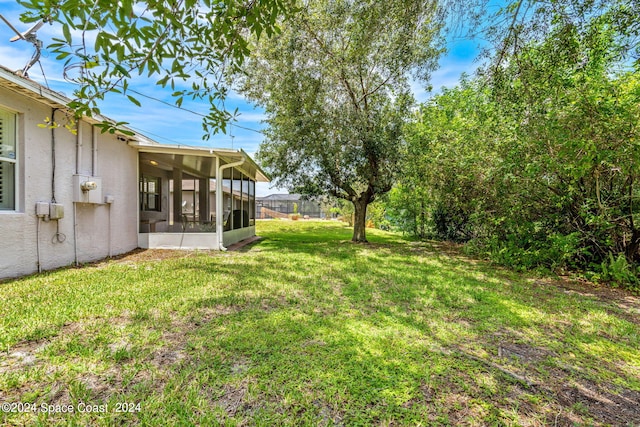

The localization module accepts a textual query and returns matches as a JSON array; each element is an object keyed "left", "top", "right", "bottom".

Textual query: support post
[
  {"left": 216, "top": 155, "right": 246, "bottom": 250},
  {"left": 172, "top": 167, "right": 183, "bottom": 230},
  {"left": 216, "top": 157, "right": 223, "bottom": 246},
  {"left": 199, "top": 177, "right": 209, "bottom": 225}
]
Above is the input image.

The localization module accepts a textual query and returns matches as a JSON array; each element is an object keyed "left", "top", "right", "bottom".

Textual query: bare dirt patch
[
  {"left": 555, "top": 378, "right": 640, "bottom": 426},
  {"left": 0, "top": 310, "right": 197, "bottom": 406},
  {"left": 434, "top": 336, "right": 640, "bottom": 426},
  {"left": 99, "top": 248, "right": 203, "bottom": 264},
  {"left": 537, "top": 273, "right": 640, "bottom": 300},
  {"left": 0, "top": 347, "right": 41, "bottom": 375},
  {"left": 214, "top": 380, "right": 249, "bottom": 417},
  {"left": 312, "top": 399, "right": 344, "bottom": 427},
  {"left": 498, "top": 342, "right": 555, "bottom": 363}
]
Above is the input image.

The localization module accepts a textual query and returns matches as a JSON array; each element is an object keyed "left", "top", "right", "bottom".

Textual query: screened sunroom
[{"left": 131, "top": 140, "right": 268, "bottom": 250}]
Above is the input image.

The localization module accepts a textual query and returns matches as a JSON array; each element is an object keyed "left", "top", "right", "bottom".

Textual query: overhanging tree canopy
[{"left": 18, "top": 0, "right": 294, "bottom": 136}]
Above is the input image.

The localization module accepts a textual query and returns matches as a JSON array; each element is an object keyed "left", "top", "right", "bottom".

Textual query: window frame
[
  {"left": 139, "top": 175, "right": 161, "bottom": 212},
  {"left": 0, "top": 108, "right": 17, "bottom": 212}
]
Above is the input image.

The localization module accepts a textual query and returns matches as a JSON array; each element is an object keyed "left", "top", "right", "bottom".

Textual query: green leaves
[
  {"left": 20, "top": 0, "right": 295, "bottom": 136},
  {"left": 239, "top": 0, "right": 444, "bottom": 241},
  {"left": 126, "top": 95, "right": 141, "bottom": 107},
  {"left": 61, "top": 23, "right": 71, "bottom": 44},
  {"left": 393, "top": 1, "right": 640, "bottom": 285}
]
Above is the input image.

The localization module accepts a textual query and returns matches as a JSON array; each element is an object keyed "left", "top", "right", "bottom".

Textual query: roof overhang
[
  {"left": 0, "top": 65, "right": 143, "bottom": 136},
  {"left": 130, "top": 139, "right": 270, "bottom": 182},
  {"left": 0, "top": 64, "right": 69, "bottom": 110}
]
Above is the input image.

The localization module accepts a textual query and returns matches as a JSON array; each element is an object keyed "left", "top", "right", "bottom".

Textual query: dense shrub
[{"left": 384, "top": 7, "right": 640, "bottom": 289}]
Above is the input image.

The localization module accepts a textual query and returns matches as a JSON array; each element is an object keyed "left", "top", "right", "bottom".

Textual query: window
[
  {"left": 140, "top": 176, "right": 161, "bottom": 211},
  {"left": 0, "top": 109, "right": 16, "bottom": 211}
]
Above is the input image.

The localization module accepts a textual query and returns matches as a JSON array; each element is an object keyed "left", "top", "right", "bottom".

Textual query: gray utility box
[{"left": 49, "top": 203, "right": 64, "bottom": 219}]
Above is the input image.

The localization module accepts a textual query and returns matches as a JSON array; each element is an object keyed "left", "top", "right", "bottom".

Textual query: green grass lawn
[{"left": 1, "top": 220, "right": 639, "bottom": 426}]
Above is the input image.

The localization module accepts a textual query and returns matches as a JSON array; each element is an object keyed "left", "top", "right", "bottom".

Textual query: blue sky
[{"left": 0, "top": 1, "right": 483, "bottom": 196}]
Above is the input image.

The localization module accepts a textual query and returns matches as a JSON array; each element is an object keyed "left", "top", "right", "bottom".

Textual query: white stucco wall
[{"left": 0, "top": 85, "right": 138, "bottom": 279}]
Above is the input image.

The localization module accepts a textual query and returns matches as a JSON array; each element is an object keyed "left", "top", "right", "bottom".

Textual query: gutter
[{"left": 216, "top": 153, "right": 247, "bottom": 251}]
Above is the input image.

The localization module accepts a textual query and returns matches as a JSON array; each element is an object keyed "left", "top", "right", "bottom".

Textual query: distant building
[{"left": 257, "top": 194, "right": 323, "bottom": 218}]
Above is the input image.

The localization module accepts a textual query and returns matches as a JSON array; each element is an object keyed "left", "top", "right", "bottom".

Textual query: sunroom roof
[{"left": 131, "top": 140, "right": 269, "bottom": 182}]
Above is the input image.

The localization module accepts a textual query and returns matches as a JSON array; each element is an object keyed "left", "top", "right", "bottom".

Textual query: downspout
[
  {"left": 92, "top": 125, "right": 98, "bottom": 176},
  {"left": 107, "top": 202, "right": 112, "bottom": 257},
  {"left": 75, "top": 120, "right": 82, "bottom": 174},
  {"left": 36, "top": 217, "right": 41, "bottom": 273},
  {"left": 216, "top": 154, "right": 246, "bottom": 251},
  {"left": 73, "top": 202, "right": 78, "bottom": 266},
  {"left": 73, "top": 122, "right": 81, "bottom": 266},
  {"left": 135, "top": 150, "right": 140, "bottom": 246},
  {"left": 216, "top": 157, "right": 222, "bottom": 248}
]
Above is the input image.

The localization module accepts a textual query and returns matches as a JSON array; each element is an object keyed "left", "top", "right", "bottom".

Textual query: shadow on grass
[
  {"left": 1, "top": 221, "right": 639, "bottom": 425},
  {"left": 173, "top": 226, "right": 640, "bottom": 424}
]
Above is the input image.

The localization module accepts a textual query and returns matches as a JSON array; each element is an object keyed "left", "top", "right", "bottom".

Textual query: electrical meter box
[
  {"left": 73, "top": 175, "right": 103, "bottom": 204},
  {"left": 50, "top": 203, "right": 64, "bottom": 219}
]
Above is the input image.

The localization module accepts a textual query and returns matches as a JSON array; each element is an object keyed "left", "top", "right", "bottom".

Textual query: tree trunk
[
  {"left": 419, "top": 199, "right": 426, "bottom": 238},
  {"left": 625, "top": 229, "right": 640, "bottom": 263},
  {"left": 352, "top": 199, "right": 368, "bottom": 243}
]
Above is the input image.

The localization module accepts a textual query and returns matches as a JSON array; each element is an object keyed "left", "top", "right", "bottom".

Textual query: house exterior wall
[{"left": 0, "top": 85, "right": 138, "bottom": 279}]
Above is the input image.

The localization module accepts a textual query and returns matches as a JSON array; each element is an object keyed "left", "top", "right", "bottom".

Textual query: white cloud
[
  {"left": 0, "top": 45, "right": 27, "bottom": 70},
  {"left": 255, "top": 181, "right": 289, "bottom": 197},
  {"left": 233, "top": 111, "right": 265, "bottom": 123},
  {"left": 412, "top": 60, "right": 481, "bottom": 103}
]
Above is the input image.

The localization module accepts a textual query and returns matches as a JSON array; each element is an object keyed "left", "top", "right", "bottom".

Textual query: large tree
[
  {"left": 239, "top": 0, "right": 444, "bottom": 242},
  {"left": 18, "top": 0, "right": 294, "bottom": 135}
]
